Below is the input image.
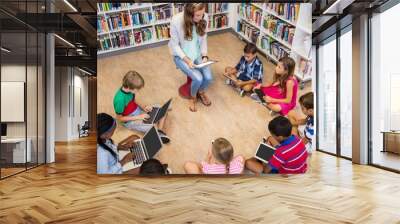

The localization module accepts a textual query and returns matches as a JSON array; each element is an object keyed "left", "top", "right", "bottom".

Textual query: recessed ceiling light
[{"left": 1, "top": 47, "right": 11, "bottom": 53}]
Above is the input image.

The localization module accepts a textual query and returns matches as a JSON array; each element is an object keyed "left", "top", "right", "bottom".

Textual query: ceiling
[{"left": 0, "top": 0, "right": 96, "bottom": 75}]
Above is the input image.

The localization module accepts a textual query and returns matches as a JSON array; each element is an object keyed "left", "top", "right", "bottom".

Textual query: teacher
[{"left": 169, "top": 3, "right": 213, "bottom": 112}]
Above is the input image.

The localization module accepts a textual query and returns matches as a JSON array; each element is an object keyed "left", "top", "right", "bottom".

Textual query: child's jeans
[
  {"left": 173, "top": 56, "right": 213, "bottom": 97},
  {"left": 123, "top": 107, "right": 154, "bottom": 133}
]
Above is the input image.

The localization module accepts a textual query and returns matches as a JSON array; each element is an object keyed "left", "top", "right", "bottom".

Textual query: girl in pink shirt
[
  {"left": 184, "top": 138, "right": 244, "bottom": 174},
  {"left": 254, "top": 57, "right": 298, "bottom": 116}
]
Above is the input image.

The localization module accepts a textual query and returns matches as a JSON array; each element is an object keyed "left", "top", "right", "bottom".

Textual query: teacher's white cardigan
[{"left": 168, "top": 12, "right": 209, "bottom": 60}]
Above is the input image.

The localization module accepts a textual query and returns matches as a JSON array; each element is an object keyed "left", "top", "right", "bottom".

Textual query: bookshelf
[
  {"left": 97, "top": 3, "right": 312, "bottom": 84},
  {"left": 97, "top": 3, "right": 231, "bottom": 56},
  {"left": 235, "top": 3, "right": 312, "bottom": 83}
]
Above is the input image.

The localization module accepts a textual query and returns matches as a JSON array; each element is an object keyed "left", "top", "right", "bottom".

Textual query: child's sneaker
[
  {"left": 239, "top": 89, "right": 245, "bottom": 97},
  {"left": 225, "top": 79, "right": 232, "bottom": 85}
]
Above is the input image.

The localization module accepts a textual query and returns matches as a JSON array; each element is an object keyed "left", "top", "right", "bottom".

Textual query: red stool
[{"left": 178, "top": 77, "right": 192, "bottom": 99}]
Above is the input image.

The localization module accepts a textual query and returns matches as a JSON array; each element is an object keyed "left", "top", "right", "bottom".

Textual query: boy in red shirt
[{"left": 245, "top": 116, "right": 307, "bottom": 174}]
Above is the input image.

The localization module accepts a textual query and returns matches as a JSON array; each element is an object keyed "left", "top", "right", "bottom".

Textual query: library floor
[
  {"left": 0, "top": 136, "right": 400, "bottom": 223},
  {"left": 98, "top": 31, "right": 311, "bottom": 173}
]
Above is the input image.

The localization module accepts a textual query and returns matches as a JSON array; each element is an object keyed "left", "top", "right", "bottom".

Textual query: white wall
[{"left": 54, "top": 67, "right": 89, "bottom": 141}]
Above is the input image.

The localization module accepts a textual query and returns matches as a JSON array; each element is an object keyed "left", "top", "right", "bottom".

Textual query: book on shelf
[
  {"left": 208, "top": 14, "right": 228, "bottom": 29},
  {"left": 153, "top": 5, "right": 172, "bottom": 21},
  {"left": 131, "top": 10, "right": 153, "bottom": 26},
  {"left": 133, "top": 28, "right": 153, "bottom": 45},
  {"left": 265, "top": 3, "right": 300, "bottom": 23},
  {"left": 155, "top": 24, "right": 170, "bottom": 40},
  {"left": 270, "top": 42, "right": 290, "bottom": 59},
  {"left": 206, "top": 3, "right": 229, "bottom": 14},
  {"left": 173, "top": 3, "right": 185, "bottom": 14},
  {"left": 237, "top": 20, "right": 260, "bottom": 44},
  {"left": 97, "top": 3, "right": 135, "bottom": 12},
  {"left": 238, "top": 3, "right": 262, "bottom": 27},
  {"left": 263, "top": 15, "right": 295, "bottom": 45},
  {"left": 298, "top": 57, "right": 311, "bottom": 77},
  {"left": 259, "top": 36, "right": 274, "bottom": 53}
]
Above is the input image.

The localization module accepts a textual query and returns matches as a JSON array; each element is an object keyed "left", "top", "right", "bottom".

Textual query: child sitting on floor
[
  {"left": 245, "top": 116, "right": 308, "bottom": 174},
  {"left": 113, "top": 70, "right": 170, "bottom": 144},
  {"left": 184, "top": 138, "right": 244, "bottom": 174},
  {"left": 252, "top": 57, "right": 298, "bottom": 116},
  {"left": 224, "top": 43, "right": 263, "bottom": 97},
  {"left": 288, "top": 92, "right": 314, "bottom": 154}
]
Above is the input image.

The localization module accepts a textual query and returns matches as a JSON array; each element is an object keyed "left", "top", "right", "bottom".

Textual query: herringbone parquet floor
[{"left": 1, "top": 136, "right": 400, "bottom": 223}]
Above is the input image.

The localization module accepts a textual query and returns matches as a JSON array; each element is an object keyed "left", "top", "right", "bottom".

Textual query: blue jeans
[{"left": 173, "top": 56, "right": 213, "bottom": 97}]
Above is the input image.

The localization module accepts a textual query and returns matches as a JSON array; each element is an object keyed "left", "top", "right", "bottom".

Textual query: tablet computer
[
  {"left": 254, "top": 89, "right": 266, "bottom": 104},
  {"left": 194, "top": 60, "right": 218, "bottom": 68},
  {"left": 254, "top": 142, "right": 276, "bottom": 164}
]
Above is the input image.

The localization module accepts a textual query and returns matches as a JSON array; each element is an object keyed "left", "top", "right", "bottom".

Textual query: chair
[
  {"left": 78, "top": 121, "right": 90, "bottom": 138},
  {"left": 178, "top": 77, "right": 192, "bottom": 99}
]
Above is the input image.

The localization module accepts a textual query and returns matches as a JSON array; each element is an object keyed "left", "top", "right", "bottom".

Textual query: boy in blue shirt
[{"left": 224, "top": 43, "right": 263, "bottom": 97}]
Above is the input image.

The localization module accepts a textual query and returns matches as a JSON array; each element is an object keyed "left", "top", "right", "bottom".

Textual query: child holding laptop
[
  {"left": 245, "top": 116, "right": 307, "bottom": 174},
  {"left": 113, "top": 70, "right": 170, "bottom": 144},
  {"left": 184, "top": 138, "right": 244, "bottom": 174},
  {"left": 224, "top": 43, "right": 263, "bottom": 97}
]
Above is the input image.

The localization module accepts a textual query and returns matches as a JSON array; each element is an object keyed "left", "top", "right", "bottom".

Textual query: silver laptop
[
  {"left": 130, "top": 126, "right": 163, "bottom": 169},
  {"left": 143, "top": 98, "right": 172, "bottom": 124}
]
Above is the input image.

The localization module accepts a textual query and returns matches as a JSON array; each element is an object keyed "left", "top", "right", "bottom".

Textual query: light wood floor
[
  {"left": 0, "top": 136, "right": 400, "bottom": 223},
  {"left": 98, "top": 32, "right": 312, "bottom": 173}
]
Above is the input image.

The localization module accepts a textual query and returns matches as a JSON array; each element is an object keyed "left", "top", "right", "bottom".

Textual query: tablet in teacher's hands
[{"left": 194, "top": 60, "right": 218, "bottom": 68}]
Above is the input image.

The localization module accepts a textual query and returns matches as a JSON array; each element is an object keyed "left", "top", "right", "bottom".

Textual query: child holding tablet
[
  {"left": 245, "top": 116, "right": 307, "bottom": 174},
  {"left": 224, "top": 43, "right": 263, "bottom": 97},
  {"left": 184, "top": 138, "right": 244, "bottom": 174}
]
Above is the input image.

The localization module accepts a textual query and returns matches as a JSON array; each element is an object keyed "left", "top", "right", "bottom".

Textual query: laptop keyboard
[{"left": 131, "top": 143, "right": 147, "bottom": 167}]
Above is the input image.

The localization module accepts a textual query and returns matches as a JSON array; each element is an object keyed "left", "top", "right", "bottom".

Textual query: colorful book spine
[
  {"left": 265, "top": 3, "right": 300, "bottom": 23},
  {"left": 263, "top": 15, "right": 295, "bottom": 45},
  {"left": 208, "top": 14, "right": 228, "bottom": 29},
  {"left": 97, "top": 3, "right": 135, "bottom": 12},
  {"left": 153, "top": 5, "right": 172, "bottom": 21},
  {"left": 206, "top": 3, "right": 229, "bottom": 14},
  {"left": 237, "top": 20, "right": 260, "bottom": 44},
  {"left": 131, "top": 10, "right": 153, "bottom": 27},
  {"left": 155, "top": 24, "right": 171, "bottom": 40},
  {"left": 237, "top": 4, "right": 262, "bottom": 27}
]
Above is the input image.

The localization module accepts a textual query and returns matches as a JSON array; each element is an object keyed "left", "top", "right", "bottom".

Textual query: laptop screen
[
  {"left": 154, "top": 99, "right": 172, "bottom": 124},
  {"left": 143, "top": 126, "right": 163, "bottom": 158}
]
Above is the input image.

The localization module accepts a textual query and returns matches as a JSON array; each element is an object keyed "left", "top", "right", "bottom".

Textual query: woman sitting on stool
[{"left": 169, "top": 3, "right": 213, "bottom": 112}]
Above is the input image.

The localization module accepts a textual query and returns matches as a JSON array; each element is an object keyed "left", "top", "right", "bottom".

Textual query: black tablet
[{"left": 254, "top": 143, "right": 276, "bottom": 164}]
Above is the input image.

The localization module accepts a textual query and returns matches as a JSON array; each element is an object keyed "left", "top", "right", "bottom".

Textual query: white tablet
[
  {"left": 254, "top": 142, "right": 276, "bottom": 164},
  {"left": 194, "top": 60, "right": 218, "bottom": 68}
]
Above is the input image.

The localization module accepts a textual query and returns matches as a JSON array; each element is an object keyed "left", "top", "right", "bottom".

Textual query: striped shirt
[
  {"left": 235, "top": 56, "right": 263, "bottom": 82},
  {"left": 269, "top": 135, "right": 307, "bottom": 174},
  {"left": 201, "top": 156, "right": 244, "bottom": 174}
]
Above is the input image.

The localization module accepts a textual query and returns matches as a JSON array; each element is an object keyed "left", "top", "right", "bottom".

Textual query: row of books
[
  {"left": 265, "top": 3, "right": 300, "bottom": 23},
  {"left": 97, "top": 3, "right": 136, "bottom": 12},
  {"left": 174, "top": 3, "right": 185, "bottom": 15},
  {"left": 208, "top": 14, "right": 229, "bottom": 30},
  {"left": 206, "top": 3, "right": 229, "bottom": 14},
  {"left": 237, "top": 4, "right": 262, "bottom": 27},
  {"left": 153, "top": 5, "right": 173, "bottom": 21},
  {"left": 298, "top": 58, "right": 312, "bottom": 76},
  {"left": 97, "top": 10, "right": 153, "bottom": 33},
  {"left": 98, "top": 28, "right": 153, "bottom": 51},
  {"left": 237, "top": 20, "right": 260, "bottom": 44},
  {"left": 154, "top": 24, "right": 170, "bottom": 40},
  {"left": 263, "top": 15, "right": 295, "bottom": 45},
  {"left": 259, "top": 35, "right": 290, "bottom": 60}
]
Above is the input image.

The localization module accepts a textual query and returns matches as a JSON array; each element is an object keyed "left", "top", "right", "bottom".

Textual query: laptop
[
  {"left": 130, "top": 126, "right": 164, "bottom": 169},
  {"left": 254, "top": 142, "right": 276, "bottom": 164},
  {"left": 144, "top": 98, "right": 172, "bottom": 124}
]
